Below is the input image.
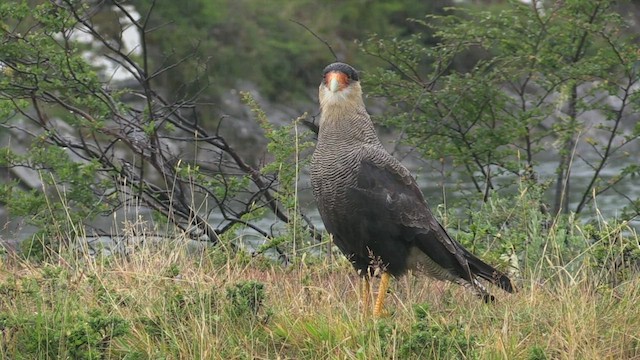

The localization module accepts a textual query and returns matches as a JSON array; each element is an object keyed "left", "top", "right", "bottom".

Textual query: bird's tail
[
  {"left": 464, "top": 249, "right": 515, "bottom": 294},
  {"left": 412, "top": 224, "right": 516, "bottom": 297}
]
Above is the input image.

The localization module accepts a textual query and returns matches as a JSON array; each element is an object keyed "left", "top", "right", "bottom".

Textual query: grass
[{"left": 1, "top": 225, "right": 639, "bottom": 360}]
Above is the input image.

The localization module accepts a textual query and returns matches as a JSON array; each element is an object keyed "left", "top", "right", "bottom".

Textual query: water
[{"left": 2, "top": 154, "right": 637, "bottom": 254}]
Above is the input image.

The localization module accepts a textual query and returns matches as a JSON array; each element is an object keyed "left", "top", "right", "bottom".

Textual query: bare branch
[{"left": 289, "top": 19, "right": 338, "bottom": 61}]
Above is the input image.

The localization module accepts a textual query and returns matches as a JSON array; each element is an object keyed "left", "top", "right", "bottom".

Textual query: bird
[{"left": 310, "top": 62, "right": 515, "bottom": 317}]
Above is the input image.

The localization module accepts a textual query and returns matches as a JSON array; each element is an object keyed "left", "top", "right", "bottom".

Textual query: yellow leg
[
  {"left": 373, "top": 272, "right": 391, "bottom": 318},
  {"left": 361, "top": 276, "right": 371, "bottom": 316}
]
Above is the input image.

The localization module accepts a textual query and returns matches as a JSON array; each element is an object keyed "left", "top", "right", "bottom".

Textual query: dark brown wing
[{"left": 349, "top": 154, "right": 514, "bottom": 293}]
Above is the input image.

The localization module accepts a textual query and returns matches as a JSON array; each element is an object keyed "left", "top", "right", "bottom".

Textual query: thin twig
[{"left": 289, "top": 19, "right": 338, "bottom": 61}]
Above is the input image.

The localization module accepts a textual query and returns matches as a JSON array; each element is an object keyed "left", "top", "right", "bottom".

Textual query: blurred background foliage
[{"left": 125, "top": 0, "right": 453, "bottom": 102}]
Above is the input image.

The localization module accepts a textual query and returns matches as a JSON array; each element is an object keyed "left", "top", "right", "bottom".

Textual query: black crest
[{"left": 322, "top": 62, "right": 359, "bottom": 81}]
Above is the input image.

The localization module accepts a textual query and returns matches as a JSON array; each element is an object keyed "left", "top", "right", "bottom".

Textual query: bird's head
[{"left": 319, "top": 62, "right": 364, "bottom": 111}]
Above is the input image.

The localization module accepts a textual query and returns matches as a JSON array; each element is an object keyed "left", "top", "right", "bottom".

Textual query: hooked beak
[{"left": 325, "top": 71, "right": 349, "bottom": 93}]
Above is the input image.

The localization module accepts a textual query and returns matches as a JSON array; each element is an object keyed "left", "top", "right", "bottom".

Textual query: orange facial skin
[{"left": 325, "top": 71, "right": 350, "bottom": 92}]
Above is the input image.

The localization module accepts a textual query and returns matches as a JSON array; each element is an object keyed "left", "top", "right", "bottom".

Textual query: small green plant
[
  {"left": 376, "top": 320, "right": 396, "bottom": 358},
  {"left": 587, "top": 221, "right": 640, "bottom": 287},
  {"left": 225, "top": 280, "right": 266, "bottom": 318},
  {"left": 528, "top": 345, "right": 548, "bottom": 360},
  {"left": 401, "top": 304, "right": 478, "bottom": 359},
  {"left": 241, "top": 91, "right": 317, "bottom": 256},
  {"left": 66, "top": 310, "right": 130, "bottom": 359},
  {"left": 2, "top": 307, "right": 129, "bottom": 359},
  {"left": 165, "top": 263, "right": 181, "bottom": 278}
]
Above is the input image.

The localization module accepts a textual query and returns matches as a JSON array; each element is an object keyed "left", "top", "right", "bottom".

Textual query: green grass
[{"left": 1, "top": 230, "right": 639, "bottom": 360}]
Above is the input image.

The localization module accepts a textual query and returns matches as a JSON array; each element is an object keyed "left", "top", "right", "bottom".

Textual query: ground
[{"left": 0, "top": 238, "right": 638, "bottom": 359}]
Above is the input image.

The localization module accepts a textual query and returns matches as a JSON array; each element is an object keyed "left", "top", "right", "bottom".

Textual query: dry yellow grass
[{"left": 1, "top": 234, "right": 639, "bottom": 359}]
